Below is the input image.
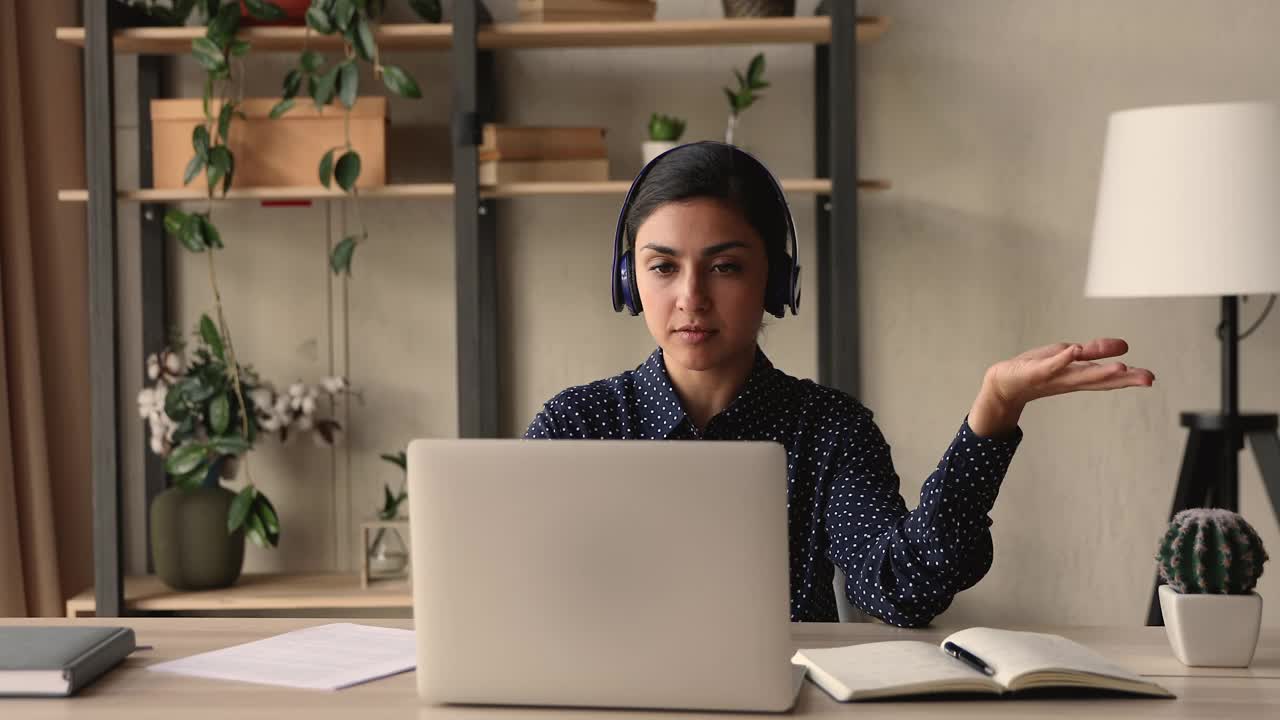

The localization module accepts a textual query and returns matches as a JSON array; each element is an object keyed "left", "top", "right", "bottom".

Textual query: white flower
[
  {"left": 163, "top": 351, "right": 182, "bottom": 375},
  {"left": 288, "top": 382, "right": 306, "bottom": 398},
  {"left": 137, "top": 388, "right": 156, "bottom": 418},
  {"left": 248, "top": 387, "right": 273, "bottom": 412},
  {"left": 274, "top": 395, "right": 292, "bottom": 417},
  {"left": 301, "top": 395, "right": 317, "bottom": 416},
  {"left": 320, "top": 376, "right": 348, "bottom": 394},
  {"left": 146, "top": 354, "right": 161, "bottom": 381},
  {"left": 260, "top": 414, "right": 282, "bottom": 432},
  {"left": 149, "top": 434, "right": 168, "bottom": 456},
  {"left": 296, "top": 415, "right": 314, "bottom": 432}
]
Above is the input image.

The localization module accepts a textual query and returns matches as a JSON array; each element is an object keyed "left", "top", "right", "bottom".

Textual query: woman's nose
[{"left": 676, "top": 269, "right": 709, "bottom": 313}]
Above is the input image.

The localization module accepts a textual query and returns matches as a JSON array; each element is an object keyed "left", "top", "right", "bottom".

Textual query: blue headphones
[{"left": 610, "top": 141, "right": 801, "bottom": 318}]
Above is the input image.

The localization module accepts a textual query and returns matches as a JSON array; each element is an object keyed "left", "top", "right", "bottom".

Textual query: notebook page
[
  {"left": 942, "top": 627, "right": 1146, "bottom": 689},
  {"left": 792, "top": 641, "right": 997, "bottom": 700},
  {"left": 147, "top": 623, "right": 416, "bottom": 690}
]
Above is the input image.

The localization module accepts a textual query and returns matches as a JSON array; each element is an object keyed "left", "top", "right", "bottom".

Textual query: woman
[{"left": 524, "top": 142, "right": 1154, "bottom": 627}]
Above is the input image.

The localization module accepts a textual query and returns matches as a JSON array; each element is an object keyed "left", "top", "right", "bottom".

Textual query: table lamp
[{"left": 1085, "top": 101, "right": 1280, "bottom": 625}]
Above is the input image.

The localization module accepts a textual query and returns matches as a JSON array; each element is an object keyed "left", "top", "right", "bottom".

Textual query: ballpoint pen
[{"left": 942, "top": 641, "right": 995, "bottom": 677}]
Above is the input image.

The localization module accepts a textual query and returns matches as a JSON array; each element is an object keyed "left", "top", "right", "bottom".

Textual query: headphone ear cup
[
  {"left": 791, "top": 264, "right": 802, "bottom": 314},
  {"left": 619, "top": 250, "right": 642, "bottom": 315},
  {"left": 764, "top": 258, "right": 786, "bottom": 319}
]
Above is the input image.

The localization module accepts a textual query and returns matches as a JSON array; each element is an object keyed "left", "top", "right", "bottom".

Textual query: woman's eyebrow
[{"left": 639, "top": 240, "right": 748, "bottom": 256}]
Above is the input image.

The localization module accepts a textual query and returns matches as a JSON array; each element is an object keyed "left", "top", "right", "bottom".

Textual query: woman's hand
[{"left": 967, "top": 338, "right": 1155, "bottom": 438}]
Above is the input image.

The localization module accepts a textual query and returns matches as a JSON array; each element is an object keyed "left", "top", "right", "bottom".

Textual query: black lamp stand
[{"left": 1146, "top": 295, "right": 1280, "bottom": 625}]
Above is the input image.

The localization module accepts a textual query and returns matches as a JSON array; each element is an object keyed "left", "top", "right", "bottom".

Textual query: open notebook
[{"left": 792, "top": 627, "right": 1174, "bottom": 702}]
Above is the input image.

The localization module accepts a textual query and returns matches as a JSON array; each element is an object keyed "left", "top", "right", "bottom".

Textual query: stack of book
[
  {"left": 517, "top": 0, "right": 657, "bottom": 23},
  {"left": 479, "top": 125, "right": 610, "bottom": 185}
]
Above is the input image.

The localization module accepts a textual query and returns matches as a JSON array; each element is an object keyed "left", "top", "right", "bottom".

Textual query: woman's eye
[
  {"left": 711, "top": 262, "right": 741, "bottom": 274},
  {"left": 648, "top": 262, "right": 675, "bottom": 276}
]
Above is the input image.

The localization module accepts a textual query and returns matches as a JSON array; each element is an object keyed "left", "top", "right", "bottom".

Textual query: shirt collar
[{"left": 633, "top": 346, "right": 776, "bottom": 440}]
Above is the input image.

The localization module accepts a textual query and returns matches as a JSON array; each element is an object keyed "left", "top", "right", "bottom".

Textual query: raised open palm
[{"left": 986, "top": 337, "right": 1155, "bottom": 407}]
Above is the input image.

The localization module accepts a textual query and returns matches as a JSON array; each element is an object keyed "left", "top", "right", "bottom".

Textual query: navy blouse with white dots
[{"left": 524, "top": 346, "right": 1022, "bottom": 628}]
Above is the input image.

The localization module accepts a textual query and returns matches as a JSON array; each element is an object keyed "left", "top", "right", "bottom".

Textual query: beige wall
[{"left": 114, "top": 0, "right": 1280, "bottom": 627}]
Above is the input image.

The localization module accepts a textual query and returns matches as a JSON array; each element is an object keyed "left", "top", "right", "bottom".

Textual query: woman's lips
[{"left": 673, "top": 328, "right": 717, "bottom": 344}]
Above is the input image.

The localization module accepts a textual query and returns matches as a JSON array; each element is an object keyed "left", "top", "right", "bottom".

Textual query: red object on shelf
[
  {"left": 260, "top": 200, "right": 313, "bottom": 208},
  {"left": 239, "top": 0, "right": 311, "bottom": 26}
]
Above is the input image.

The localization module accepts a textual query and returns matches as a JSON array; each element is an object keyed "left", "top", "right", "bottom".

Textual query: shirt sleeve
[{"left": 825, "top": 404, "right": 1021, "bottom": 628}]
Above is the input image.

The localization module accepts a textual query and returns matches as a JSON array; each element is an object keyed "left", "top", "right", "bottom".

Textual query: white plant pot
[
  {"left": 1158, "top": 584, "right": 1262, "bottom": 667},
  {"left": 642, "top": 140, "right": 680, "bottom": 165}
]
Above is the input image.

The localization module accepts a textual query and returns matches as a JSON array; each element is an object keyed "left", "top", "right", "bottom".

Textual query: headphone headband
[{"left": 610, "top": 141, "right": 801, "bottom": 317}]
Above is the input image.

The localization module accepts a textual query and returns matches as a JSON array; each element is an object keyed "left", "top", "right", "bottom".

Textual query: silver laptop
[{"left": 407, "top": 439, "right": 803, "bottom": 712}]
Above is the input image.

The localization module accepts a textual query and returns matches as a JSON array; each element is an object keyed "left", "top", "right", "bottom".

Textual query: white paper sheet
[{"left": 147, "top": 623, "right": 416, "bottom": 691}]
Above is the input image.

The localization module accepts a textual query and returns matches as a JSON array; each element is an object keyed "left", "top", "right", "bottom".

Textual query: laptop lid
[{"left": 408, "top": 439, "right": 797, "bottom": 712}]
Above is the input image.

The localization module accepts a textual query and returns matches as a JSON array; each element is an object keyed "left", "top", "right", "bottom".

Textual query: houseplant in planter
[
  {"left": 643, "top": 113, "right": 686, "bottom": 165},
  {"left": 137, "top": 316, "right": 350, "bottom": 591},
  {"left": 1155, "top": 508, "right": 1269, "bottom": 666},
  {"left": 723, "top": 52, "right": 768, "bottom": 146}
]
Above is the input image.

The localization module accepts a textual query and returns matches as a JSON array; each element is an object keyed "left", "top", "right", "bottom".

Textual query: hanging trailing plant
[
  {"left": 270, "top": 0, "right": 438, "bottom": 276},
  {"left": 158, "top": 0, "right": 291, "bottom": 547}
]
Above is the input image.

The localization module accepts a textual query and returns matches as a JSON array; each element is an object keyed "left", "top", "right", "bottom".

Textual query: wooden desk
[
  {"left": 3, "top": 618, "right": 1278, "bottom": 718},
  {"left": 64, "top": 574, "right": 412, "bottom": 617}
]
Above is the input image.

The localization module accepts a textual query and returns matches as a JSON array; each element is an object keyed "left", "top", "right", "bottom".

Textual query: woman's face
[{"left": 633, "top": 197, "right": 769, "bottom": 374}]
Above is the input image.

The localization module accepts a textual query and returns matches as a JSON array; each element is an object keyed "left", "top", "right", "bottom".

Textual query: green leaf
[
  {"left": 244, "top": 0, "right": 287, "bottom": 21},
  {"left": 338, "top": 62, "right": 358, "bottom": 109},
  {"left": 353, "top": 17, "right": 376, "bottom": 62},
  {"left": 173, "top": 465, "right": 206, "bottom": 491},
  {"left": 179, "top": 213, "right": 207, "bottom": 252},
  {"left": 165, "top": 443, "right": 207, "bottom": 477},
  {"left": 255, "top": 495, "right": 280, "bottom": 545},
  {"left": 199, "top": 314, "right": 223, "bottom": 359},
  {"left": 305, "top": 6, "right": 334, "bottom": 33},
  {"left": 209, "top": 394, "right": 230, "bottom": 435},
  {"left": 192, "top": 125, "right": 211, "bottom": 160},
  {"left": 330, "top": 235, "right": 357, "bottom": 275},
  {"left": 380, "top": 64, "right": 421, "bottom": 99},
  {"left": 334, "top": 151, "right": 361, "bottom": 192},
  {"left": 299, "top": 51, "right": 323, "bottom": 74},
  {"left": 200, "top": 214, "right": 223, "bottom": 249},
  {"left": 282, "top": 69, "right": 303, "bottom": 101},
  {"left": 379, "top": 451, "right": 407, "bottom": 471},
  {"left": 163, "top": 209, "right": 188, "bottom": 236},
  {"left": 205, "top": 2, "right": 241, "bottom": 48},
  {"left": 269, "top": 98, "right": 295, "bottom": 119},
  {"left": 723, "top": 87, "right": 737, "bottom": 111},
  {"left": 191, "top": 36, "right": 227, "bottom": 72},
  {"left": 221, "top": 148, "right": 235, "bottom": 194},
  {"left": 217, "top": 102, "right": 235, "bottom": 143},
  {"left": 747, "top": 53, "right": 765, "bottom": 86},
  {"left": 408, "top": 0, "right": 442, "bottom": 22},
  {"left": 312, "top": 66, "right": 338, "bottom": 110},
  {"left": 318, "top": 147, "right": 336, "bottom": 188},
  {"left": 733, "top": 69, "right": 746, "bottom": 88},
  {"left": 246, "top": 511, "right": 269, "bottom": 548},
  {"left": 209, "top": 434, "right": 251, "bottom": 456},
  {"left": 334, "top": 0, "right": 355, "bottom": 30},
  {"left": 228, "top": 485, "right": 257, "bottom": 532},
  {"left": 207, "top": 146, "right": 232, "bottom": 194},
  {"left": 229, "top": 39, "right": 251, "bottom": 57},
  {"left": 182, "top": 154, "right": 205, "bottom": 186}
]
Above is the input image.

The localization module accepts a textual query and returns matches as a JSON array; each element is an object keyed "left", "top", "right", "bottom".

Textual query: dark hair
[{"left": 623, "top": 143, "right": 789, "bottom": 275}]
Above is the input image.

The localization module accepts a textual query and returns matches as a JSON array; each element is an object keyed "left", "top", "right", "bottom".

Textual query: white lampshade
[{"left": 1086, "top": 101, "right": 1280, "bottom": 297}]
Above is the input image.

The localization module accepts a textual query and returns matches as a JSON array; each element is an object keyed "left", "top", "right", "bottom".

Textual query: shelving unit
[{"left": 64, "top": 2, "right": 883, "bottom": 617}]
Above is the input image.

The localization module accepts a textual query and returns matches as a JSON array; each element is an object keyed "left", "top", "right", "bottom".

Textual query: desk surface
[{"left": 2, "top": 618, "right": 1278, "bottom": 719}]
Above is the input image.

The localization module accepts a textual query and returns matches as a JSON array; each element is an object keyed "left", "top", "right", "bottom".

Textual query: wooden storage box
[{"left": 150, "top": 97, "right": 387, "bottom": 189}]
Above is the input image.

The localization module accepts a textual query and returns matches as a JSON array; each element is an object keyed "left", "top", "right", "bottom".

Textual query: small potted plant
[
  {"left": 722, "top": 0, "right": 795, "bottom": 17},
  {"left": 1155, "top": 508, "right": 1269, "bottom": 667},
  {"left": 365, "top": 450, "right": 410, "bottom": 580},
  {"left": 723, "top": 52, "right": 768, "bottom": 146},
  {"left": 643, "top": 113, "right": 687, "bottom": 165},
  {"left": 137, "top": 314, "right": 350, "bottom": 591}
]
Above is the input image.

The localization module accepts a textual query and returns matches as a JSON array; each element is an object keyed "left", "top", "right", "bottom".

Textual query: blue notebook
[{"left": 0, "top": 626, "right": 136, "bottom": 697}]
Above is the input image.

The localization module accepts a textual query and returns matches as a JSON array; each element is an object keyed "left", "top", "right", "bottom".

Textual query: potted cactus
[
  {"left": 643, "top": 113, "right": 686, "bottom": 165},
  {"left": 1155, "top": 508, "right": 1269, "bottom": 667}
]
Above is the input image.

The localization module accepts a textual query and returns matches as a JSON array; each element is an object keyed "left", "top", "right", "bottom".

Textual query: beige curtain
[{"left": 0, "top": 0, "right": 92, "bottom": 617}]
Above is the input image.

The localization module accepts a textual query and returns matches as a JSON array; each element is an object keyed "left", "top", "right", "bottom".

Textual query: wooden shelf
[
  {"left": 64, "top": 573, "right": 410, "bottom": 617},
  {"left": 58, "top": 178, "right": 889, "bottom": 203},
  {"left": 54, "top": 16, "right": 889, "bottom": 54}
]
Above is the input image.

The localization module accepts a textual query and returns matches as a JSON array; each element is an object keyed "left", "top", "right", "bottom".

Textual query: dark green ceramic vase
[{"left": 150, "top": 459, "right": 245, "bottom": 591}]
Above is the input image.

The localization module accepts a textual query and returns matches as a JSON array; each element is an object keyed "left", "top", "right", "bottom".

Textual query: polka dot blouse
[{"left": 524, "top": 347, "right": 1022, "bottom": 628}]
